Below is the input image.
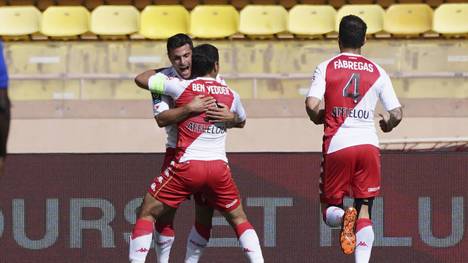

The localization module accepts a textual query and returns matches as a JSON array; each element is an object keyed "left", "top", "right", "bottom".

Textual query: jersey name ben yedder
[
  {"left": 307, "top": 53, "right": 401, "bottom": 154},
  {"left": 152, "top": 67, "right": 227, "bottom": 149},
  {"left": 149, "top": 73, "right": 246, "bottom": 162}
]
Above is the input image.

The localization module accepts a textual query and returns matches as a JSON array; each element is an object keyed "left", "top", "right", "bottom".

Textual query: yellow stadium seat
[
  {"left": 336, "top": 5, "right": 385, "bottom": 34},
  {"left": 0, "top": 6, "right": 41, "bottom": 37},
  {"left": 190, "top": 5, "right": 239, "bottom": 39},
  {"left": 383, "top": 4, "right": 433, "bottom": 36},
  {"left": 139, "top": 5, "right": 189, "bottom": 39},
  {"left": 91, "top": 5, "right": 140, "bottom": 36},
  {"left": 41, "top": 6, "right": 90, "bottom": 38},
  {"left": 239, "top": 5, "right": 288, "bottom": 37},
  {"left": 288, "top": 5, "right": 336, "bottom": 37},
  {"left": 433, "top": 4, "right": 468, "bottom": 36}
]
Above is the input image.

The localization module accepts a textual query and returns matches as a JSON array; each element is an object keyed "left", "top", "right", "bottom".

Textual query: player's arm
[
  {"left": 155, "top": 95, "right": 216, "bottom": 127},
  {"left": 305, "top": 65, "right": 326, "bottom": 125},
  {"left": 222, "top": 92, "right": 247, "bottom": 128},
  {"left": 305, "top": 97, "right": 325, "bottom": 125},
  {"left": 135, "top": 69, "right": 162, "bottom": 90},
  {"left": 205, "top": 103, "right": 244, "bottom": 128},
  {"left": 378, "top": 70, "right": 403, "bottom": 133}
]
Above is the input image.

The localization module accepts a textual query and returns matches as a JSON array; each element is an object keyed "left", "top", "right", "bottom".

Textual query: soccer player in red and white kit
[
  {"left": 306, "top": 15, "right": 403, "bottom": 263},
  {"left": 132, "top": 35, "right": 237, "bottom": 263},
  {"left": 130, "top": 44, "right": 263, "bottom": 263}
]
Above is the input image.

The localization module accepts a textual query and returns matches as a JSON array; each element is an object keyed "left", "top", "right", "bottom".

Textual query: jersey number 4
[{"left": 342, "top": 73, "right": 360, "bottom": 103}]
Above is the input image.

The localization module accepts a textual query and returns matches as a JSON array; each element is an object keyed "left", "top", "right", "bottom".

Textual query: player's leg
[
  {"left": 321, "top": 149, "right": 357, "bottom": 255},
  {"left": 130, "top": 192, "right": 173, "bottom": 263},
  {"left": 320, "top": 154, "right": 346, "bottom": 228},
  {"left": 353, "top": 198, "right": 374, "bottom": 263},
  {"left": 130, "top": 163, "right": 189, "bottom": 263},
  {"left": 207, "top": 161, "right": 263, "bottom": 263},
  {"left": 154, "top": 209, "right": 176, "bottom": 263},
  {"left": 153, "top": 151, "right": 178, "bottom": 263},
  {"left": 184, "top": 197, "right": 214, "bottom": 263},
  {"left": 221, "top": 204, "right": 264, "bottom": 263},
  {"left": 0, "top": 89, "right": 11, "bottom": 179},
  {"left": 351, "top": 145, "right": 381, "bottom": 263}
]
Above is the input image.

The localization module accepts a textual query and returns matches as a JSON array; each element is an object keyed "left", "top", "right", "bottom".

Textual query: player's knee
[
  {"left": 223, "top": 207, "right": 248, "bottom": 226},
  {"left": 354, "top": 198, "right": 374, "bottom": 219},
  {"left": 323, "top": 205, "right": 345, "bottom": 227}
]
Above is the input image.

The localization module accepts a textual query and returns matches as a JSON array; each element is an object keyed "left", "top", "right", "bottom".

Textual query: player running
[
  {"left": 305, "top": 15, "right": 402, "bottom": 263},
  {"left": 132, "top": 34, "right": 238, "bottom": 263},
  {"left": 0, "top": 41, "right": 10, "bottom": 180},
  {"left": 129, "top": 44, "right": 264, "bottom": 263}
]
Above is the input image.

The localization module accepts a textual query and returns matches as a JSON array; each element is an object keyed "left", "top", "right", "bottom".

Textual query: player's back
[
  {"left": 174, "top": 77, "right": 243, "bottom": 163},
  {"left": 311, "top": 53, "right": 399, "bottom": 154}
]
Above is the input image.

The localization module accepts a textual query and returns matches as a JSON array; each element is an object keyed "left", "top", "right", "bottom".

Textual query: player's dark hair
[
  {"left": 338, "top": 15, "right": 367, "bottom": 49},
  {"left": 191, "top": 45, "right": 217, "bottom": 78},
  {"left": 166, "top": 33, "right": 193, "bottom": 53},
  {"left": 195, "top": 43, "right": 219, "bottom": 63}
]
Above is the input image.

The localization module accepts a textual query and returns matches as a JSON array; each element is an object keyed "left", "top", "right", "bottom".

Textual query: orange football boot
[{"left": 340, "top": 207, "right": 357, "bottom": 255}]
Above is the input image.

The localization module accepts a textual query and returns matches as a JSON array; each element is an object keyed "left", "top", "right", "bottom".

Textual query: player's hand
[
  {"left": 205, "top": 103, "right": 236, "bottom": 123},
  {"left": 378, "top": 113, "right": 392, "bottom": 133},
  {"left": 185, "top": 95, "right": 216, "bottom": 113}
]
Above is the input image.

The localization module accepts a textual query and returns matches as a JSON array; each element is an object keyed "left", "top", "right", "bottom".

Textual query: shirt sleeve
[
  {"left": 378, "top": 71, "right": 401, "bottom": 111},
  {"left": 152, "top": 93, "right": 171, "bottom": 116},
  {"left": 307, "top": 64, "right": 326, "bottom": 100},
  {"left": 0, "top": 42, "right": 8, "bottom": 88},
  {"left": 231, "top": 91, "right": 247, "bottom": 122},
  {"left": 148, "top": 72, "right": 186, "bottom": 99}
]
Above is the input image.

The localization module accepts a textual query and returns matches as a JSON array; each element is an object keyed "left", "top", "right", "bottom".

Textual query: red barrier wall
[{"left": 0, "top": 153, "right": 466, "bottom": 263}]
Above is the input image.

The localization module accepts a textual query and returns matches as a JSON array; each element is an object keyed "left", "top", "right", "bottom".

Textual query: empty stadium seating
[
  {"left": 383, "top": 4, "right": 433, "bottom": 36},
  {"left": 41, "top": 6, "right": 90, "bottom": 38},
  {"left": 0, "top": 6, "right": 41, "bottom": 39},
  {"left": 336, "top": 5, "right": 385, "bottom": 34},
  {"left": 190, "top": 5, "right": 239, "bottom": 39},
  {"left": 433, "top": 3, "right": 468, "bottom": 37},
  {"left": 0, "top": 3, "right": 467, "bottom": 39},
  {"left": 288, "top": 5, "right": 336, "bottom": 37},
  {"left": 239, "top": 5, "right": 288, "bottom": 38},
  {"left": 90, "top": 5, "right": 140, "bottom": 37},
  {"left": 139, "top": 5, "right": 189, "bottom": 39}
]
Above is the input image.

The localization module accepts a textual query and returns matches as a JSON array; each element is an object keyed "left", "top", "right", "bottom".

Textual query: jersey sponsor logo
[
  {"left": 334, "top": 59, "right": 374, "bottom": 72},
  {"left": 368, "top": 186, "right": 380, "bottom": 192},
  {"left": 192, "top": 83, "right": 230, "bottom": 95},
  {"left": 186, "top": 122, "right": 226, "bottom": 134},
  {"left": 332, "top": 107, "right": 371, "bottom": 120}
]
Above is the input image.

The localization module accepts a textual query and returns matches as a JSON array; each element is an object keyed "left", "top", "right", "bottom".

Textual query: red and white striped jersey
[
  {"left": 152, "top": 67, "right": 227, "bottom": 149},
  {"left": 307, "top": 52, "right": 401, "bottom": 154},
  {"left": 149, "top": 73, "right": 246, "bottom": 162}
]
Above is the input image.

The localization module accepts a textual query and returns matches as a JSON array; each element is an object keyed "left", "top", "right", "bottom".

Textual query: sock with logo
[
  {"left": 234, "top": 221, "right": 264, "bottom": 263},
  {"left": 355, "top": 218, "right": 374, "bottom": 263},
  {"left": 154, "top": 221, "right": 175, "bottom": 263},
  {"left": 129, "top": 218, "right": 154, "bottom": 263},
  {"left": 323, "top": 206, "right": 345, "bottom": 227},
  {"left": 184, "top": 222, "right": 211, "bottom": 263}
]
